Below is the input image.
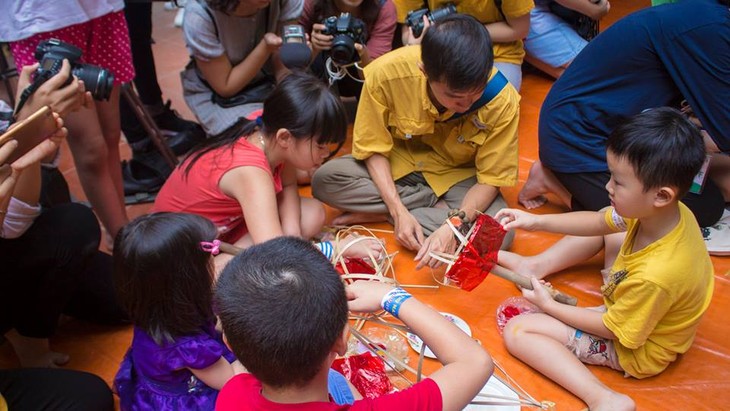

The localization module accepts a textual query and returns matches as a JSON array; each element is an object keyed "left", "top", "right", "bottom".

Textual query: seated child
[
  {"left": 494, "top": 107, "right": 714, "bottom": 411},
  {"left": 214, "top": 236, "right": 493, "bottom": 410},
  {"left": 113, "top": 213, "right": 241, "bottom": 410}
]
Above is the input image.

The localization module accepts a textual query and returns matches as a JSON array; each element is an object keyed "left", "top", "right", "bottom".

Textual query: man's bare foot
[
  {"left": 332, "top": 212, "right": 388, "bottom": 226},
  {"left": 518, "top": 161, "right": 550, "bottom": 209},
  {"left": 498, "top": 250, "right": 550, "bottom": 281},
  {"left": 4, "top": 330, "right": 70, "bottom": 368},
  {"left": 587, "top": 390, "right": 635, "bottom": 411}
]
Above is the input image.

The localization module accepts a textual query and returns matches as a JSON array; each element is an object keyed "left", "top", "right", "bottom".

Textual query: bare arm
[
  {"left": 195, "top": 34, "right": 282, "bottom": 98},
  {"left": 347, "top": 282, "right": 492, "bottom": 411},
  {"left": 484, "top": 13, "right": 530, "bottom": 43},
  {"left": 190, "top": 356, "right": 236, "bottom": 390},
  {"left": 277, "top": 165, "right": 302, "bottom": 237},
  {"left": 364, "top": 153, "right": 424, "bottom": 250},
  {"left": 495, "top": 208, "right": 615, "bottom": 237}
]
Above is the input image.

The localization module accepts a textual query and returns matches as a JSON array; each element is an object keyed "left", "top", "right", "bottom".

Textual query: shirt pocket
[{"left": 430, "top": 121, "right": 480, "bottom": 166}]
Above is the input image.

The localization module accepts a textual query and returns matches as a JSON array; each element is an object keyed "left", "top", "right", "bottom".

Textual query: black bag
[
  {"left": 548, "top": 2, "right": 599, "bottom": 41},
  {"left": 210, "top": 76, "right": 275, "bottom": 108}
]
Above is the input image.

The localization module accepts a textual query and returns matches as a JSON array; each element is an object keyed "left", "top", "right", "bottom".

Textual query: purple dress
[{"left": 114, "top": 323, "right": 236, "bottom": 411}]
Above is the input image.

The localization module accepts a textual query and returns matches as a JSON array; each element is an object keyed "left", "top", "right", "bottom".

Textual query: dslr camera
[
  {"left": 321, "top": 13, "right": 367, "bottom": 66},
  {"left": 34, "top": 39, "right": 114, "bottom": 101},
  {"left": 405, "top": 3, "right": 457, "bottom": 38}
]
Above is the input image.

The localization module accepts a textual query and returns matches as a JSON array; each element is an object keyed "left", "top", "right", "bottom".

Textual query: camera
[
  {"left": 34, "top": 39, "right": 114, "bottom": 101},
  {"left": 405, "top": 3, "right": 457, "bottom": 38},
  {"left": 282, "top": 24, "right": 306, "bottom": 44},
  {"left": 321, "top": 13, "right": 367, "bottom": 66}
]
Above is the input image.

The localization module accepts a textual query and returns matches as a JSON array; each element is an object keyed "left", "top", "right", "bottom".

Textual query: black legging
[
  {"left": 0, "top": 368, "right": 113, "bottom": 411},
  {"left": 553, "top": 170, "right": 725, "bottom": 228},
  {"left": 119, "top": 1, "right": 164, "bottom": 145},
  {"left": 0, "top": 203, "right": 127, "bottom": 337}
]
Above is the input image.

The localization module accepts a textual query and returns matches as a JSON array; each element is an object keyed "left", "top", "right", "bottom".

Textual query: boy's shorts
[
  {"left": 10, "top": 11, "right": 134, "bottom": 86},
  {"left": 565, "top": 328, "right": 623, "bottom": 371}
]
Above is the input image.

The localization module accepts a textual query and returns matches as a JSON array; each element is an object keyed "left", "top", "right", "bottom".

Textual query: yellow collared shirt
[
  {"left": 352, "top": 46, "right": 520, "bottom": 197},
  {"left": 394, "top": 0, "right": 535, "bottom": 64}
]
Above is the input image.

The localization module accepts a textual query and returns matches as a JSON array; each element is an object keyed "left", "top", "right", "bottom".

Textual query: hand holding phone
[{"left": 0, "top": 106, "right": 63, "bottom": 165}]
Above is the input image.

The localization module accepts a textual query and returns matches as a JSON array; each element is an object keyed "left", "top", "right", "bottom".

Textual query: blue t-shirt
[{"left": 539, "top": 0, "right": 730, "bottom": 173}]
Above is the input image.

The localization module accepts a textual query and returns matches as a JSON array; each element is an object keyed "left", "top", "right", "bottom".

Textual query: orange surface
[{"left": 2, "top": 1, "right": 729, "bottom": 409}]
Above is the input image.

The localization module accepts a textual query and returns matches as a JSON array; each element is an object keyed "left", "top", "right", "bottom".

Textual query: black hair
[
  {"left": 312, "top": 0, "right": 383, "bottom": 32},
  {"left": 205, "top": 0, "right": 241, "bottom": 13},
  {"left": 606, "top": 107, "right": 706, "bottom": 197},
  {"left": 113, "top": 213, "right": 218, "bottom": 345},
  {"left": 421, "top": 13, "right": 493, "bottom": 92},
  {"left": 215, "top": 237, "right": 349, "bottom": 388},
  {"left": 183, "top": 71, "right": 348, "bottom": 176}
]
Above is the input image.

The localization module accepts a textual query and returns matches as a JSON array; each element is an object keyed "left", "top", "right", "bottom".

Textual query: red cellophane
[
  {"left": 445, "top": 214, "right": 507, "bottom": 291},
  {"left": 332, "top": 352, "right": 393, "bottom": 399}
]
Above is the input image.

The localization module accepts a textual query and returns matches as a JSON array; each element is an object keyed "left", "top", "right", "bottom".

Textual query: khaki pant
[{"left": 312, "top": 155, "right": 514, "bottom": 249}]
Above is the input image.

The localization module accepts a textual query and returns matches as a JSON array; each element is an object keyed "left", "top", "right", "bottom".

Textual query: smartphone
[{"left": 0, "top": 106, "right": 58, "bottom": 165}]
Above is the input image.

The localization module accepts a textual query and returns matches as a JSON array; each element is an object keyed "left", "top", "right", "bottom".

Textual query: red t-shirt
[
  {"left": 152, "top": 139, "right": 283, "bottom": 243},
  {"left": 216, "top": 374, "right": 442, "bottom": 410}
]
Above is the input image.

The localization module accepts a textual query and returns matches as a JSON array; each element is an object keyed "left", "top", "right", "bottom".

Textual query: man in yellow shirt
[
  {"left": 396, "top": 0, "right": 534, "bottom": 90},
  {"left": 312, "top": 14, "right": 520, "bottom": 269}
]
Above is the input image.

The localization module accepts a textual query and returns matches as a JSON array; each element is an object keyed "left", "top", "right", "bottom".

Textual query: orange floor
[{"left": 2, "top": 1, "right": 729, "bottom": 409}]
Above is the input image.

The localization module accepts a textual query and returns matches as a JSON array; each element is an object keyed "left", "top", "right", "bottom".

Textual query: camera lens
[
  {"left": 73, "top": 65, "right": 115, "bottom": 101},
  {"left": 330, "top": 35, "right": 356, "bottom": 66}
]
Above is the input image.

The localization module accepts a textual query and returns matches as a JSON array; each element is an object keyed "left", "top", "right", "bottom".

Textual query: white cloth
[
  {"left": 0, "top": 0, "right": 124, "bottom": 42},
  {"left": 1, "top": 197, "right": 41, "bottom": 239}
]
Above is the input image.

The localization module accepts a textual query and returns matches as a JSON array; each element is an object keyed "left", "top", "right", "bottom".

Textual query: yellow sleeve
[
  {"left": 351, "top": 72, "right": 394, "bottom": 160},
  {"left": 603, "top": 207, "right": 630, "bottom": 233},
  {"left": 472, "top": 84, "right": 520, "bottom": 187},
  {"left": 393, "top": 0, "right": 426, "bottom": 23},
  {"left": 502, "top": 0, "right": 534, "bottom": 19}
]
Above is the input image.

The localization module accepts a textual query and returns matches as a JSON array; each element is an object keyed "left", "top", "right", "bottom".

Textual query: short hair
[
  {"left": 113, "top": 213, "right": 218, "bottom": 345},
  {"left": 606, "top": 107, "right": 706, "bottom": 197},
  {"left": 421, "top": 13, "right": 493, "bottom": 92},
  {"left": 215, "top": 237, "right": 348, "bottom": 387}
]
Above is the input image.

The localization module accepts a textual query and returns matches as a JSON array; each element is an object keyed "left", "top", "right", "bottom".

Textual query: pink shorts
[{"left": 10, "top": 11, "right": 134, "bottom": 85}]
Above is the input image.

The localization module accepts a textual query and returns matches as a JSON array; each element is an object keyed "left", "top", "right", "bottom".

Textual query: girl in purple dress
[{"left": 112, "top": 212, "right": 240, "bottom": 410}]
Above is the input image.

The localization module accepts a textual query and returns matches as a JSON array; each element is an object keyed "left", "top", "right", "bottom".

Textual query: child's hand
[
  {"left": 339, "top": 233, "right": 384, "bottom": 261},
  {"left": 494, "top": 208, "right": 540, "bottom": 231},
  {"left": 522, "top": 276, "right": 554, "bottom": 309},
  {"left": 346, "top": 281, "right": 395, "bottom": 313}
]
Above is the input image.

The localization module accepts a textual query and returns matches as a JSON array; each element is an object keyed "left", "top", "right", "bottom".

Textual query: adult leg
[
  {"left": 64, "top": 96, "right": 128, "bottom": 239},
  {"left": 503, "top": 314, "right": 635, "bottom": 411},
  {"left": 522, "top": 6, "right": 587, "bottom": 80},
  {"left": 553, "top": 169, "right": 611, "bottom": 211},
  {"left": 0, "top": 368, "right": 113, "bottom": 411},
  {"left": 311, "top": 156, "right": 437, "bottom": 225},
  {"left": 0, "top": 203, "right": 99, "bottom": 366}
]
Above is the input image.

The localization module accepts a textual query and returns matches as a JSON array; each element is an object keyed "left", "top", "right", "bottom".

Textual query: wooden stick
[
  {"left": 219, "top": 242, "right": 243, "bottom": 256},
  {"left": 490, "top": 264, "right": 578, "bottom": 306}
]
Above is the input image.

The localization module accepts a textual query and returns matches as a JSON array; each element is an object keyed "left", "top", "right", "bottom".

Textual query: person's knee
[
  {"left": 311, "top": 158, "right": 347, "bottom": 201},
  {"left": 301, "top": 198, "right": 326, "bottom": 237},
  {"left": 502, "top": 315, "right": 530, "bottom": 351}
]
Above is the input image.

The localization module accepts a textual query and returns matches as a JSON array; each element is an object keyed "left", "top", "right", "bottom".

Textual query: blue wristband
[
  {"left": 381, "top": 287, "right": 412, "bottom": 318},
  {"left": 316, "top": 241, "right": 334, "bottom": 261}
]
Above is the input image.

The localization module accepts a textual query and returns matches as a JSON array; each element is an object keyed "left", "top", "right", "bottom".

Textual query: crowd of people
[{"left": 0, "top": 0, "right": 727, "bottom": 409}]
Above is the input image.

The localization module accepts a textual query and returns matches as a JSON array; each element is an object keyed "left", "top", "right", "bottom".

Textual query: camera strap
[{"left": 445, "top": 70, "right": 508, "bottom": 122}]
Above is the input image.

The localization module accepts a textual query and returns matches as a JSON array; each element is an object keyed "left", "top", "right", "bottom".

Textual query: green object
[{"left": 652, "top": 0, "right": 678, "bottom": 5}]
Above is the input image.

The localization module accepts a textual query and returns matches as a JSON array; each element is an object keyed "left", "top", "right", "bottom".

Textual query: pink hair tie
[{"left": 200, "top": 240, "right": 221, "bottom": 256}]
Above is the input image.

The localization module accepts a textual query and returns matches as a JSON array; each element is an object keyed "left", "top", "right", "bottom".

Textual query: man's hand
[
  {"left": 16, "top": 60, "right": 92, "bottom": 119},
  {"left": 393, "top": 208, "right": 424, "bottom": 250},
  {"left": 414, "top": 223, "right": 457, "bottom": 269}
]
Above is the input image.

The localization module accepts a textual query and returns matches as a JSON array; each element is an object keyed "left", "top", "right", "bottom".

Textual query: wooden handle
[
  {"left": 490, "top": 264, "right": 578, "bottom": 306},
  {"left": 219, "top": 242, "right": 243, "bottom": 256}
]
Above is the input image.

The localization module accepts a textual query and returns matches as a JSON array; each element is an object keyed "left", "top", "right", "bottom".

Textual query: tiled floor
[{"left": 3, "top": 2, "right": 730, "bottom": 410}]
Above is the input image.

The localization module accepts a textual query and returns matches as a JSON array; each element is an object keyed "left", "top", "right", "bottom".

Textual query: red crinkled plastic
[
  {"left": 331, "top": 352, "right": 393, "bottom": 399},
  {"left": 335, "top": 257, "right": 376, "bottom": 276},
  {"left": 445, "top": 214, "right": 507, "bottom": 291}
]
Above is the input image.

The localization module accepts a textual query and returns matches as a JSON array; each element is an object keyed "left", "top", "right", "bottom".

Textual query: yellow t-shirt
[
  {"left": 0, "top": 393, "right": 6, "bottom": 411},
  {"left": 352, "top": 46, "right": 520, "bottom": 196},
  {"left": 394, "top": 0, "right": 534, "bottom": 64},
  {"left": 602, "top": 203, "right": 714, "bottom": 378}
]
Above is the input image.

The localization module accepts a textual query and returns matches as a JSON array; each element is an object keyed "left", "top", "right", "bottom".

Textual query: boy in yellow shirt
[{"left": 494, "top": 107, "right": 714, "bottom": 411}]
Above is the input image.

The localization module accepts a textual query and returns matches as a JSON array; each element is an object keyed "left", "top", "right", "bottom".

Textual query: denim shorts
[{"left": 524, "top": 6, "right": 588, "bottom": 68}]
